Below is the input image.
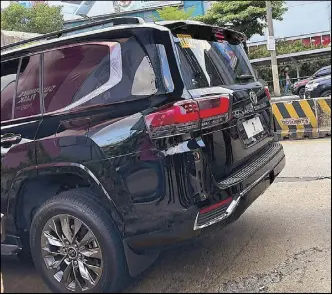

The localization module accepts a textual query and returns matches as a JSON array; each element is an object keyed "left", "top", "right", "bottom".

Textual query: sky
[{"left": 1, "top": 1, "right": 10, "bottom": 10}]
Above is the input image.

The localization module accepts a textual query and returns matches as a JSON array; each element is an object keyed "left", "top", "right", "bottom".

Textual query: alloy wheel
[{"left": 41, "top": 214, "right": 103, "bottom": 292}]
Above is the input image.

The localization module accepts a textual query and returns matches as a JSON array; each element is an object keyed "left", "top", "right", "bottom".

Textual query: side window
[
  {"left": 87, "top": 37, "right": 157, "bottom": 106},
  {"left": 43, "top": 44, "right": 113, "bottom": 113},
  {"left": 131, "top": 56, "right": 156, "bottom": 96},
  {"left": 1, "top": 59, "right": 19, "bottom": 121},
  {"left": 14, "top": 54, "right": 41, "bottom": 119},
  {"left": 315, "top": 68, "right": 330, "bottom": 78}
]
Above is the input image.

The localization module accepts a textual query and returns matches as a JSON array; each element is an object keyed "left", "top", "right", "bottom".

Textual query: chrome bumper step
[{"left": 217, "top": 143, "right": 283, "bottom": 189}]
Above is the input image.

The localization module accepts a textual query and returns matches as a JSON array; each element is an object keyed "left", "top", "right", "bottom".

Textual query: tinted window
[
  {"left": 43, "top": 43, "right": 111, "bottom": 113},
  {"left": 87, "top": 37, "right": 157, "bottom": 106},
  {"left": 1, "top": 59, "right": 19, "bottom": 121},
  {"left": 14, "top": 55, "right": 41, "bottom": 119},
  {"left": 1, "top": 55, "right": 41, "bottom": 120},
  {"left": 131, "top": 56, "right": 156, "bottom": 96},
  {"left": 41, "top": 38, "right": 172, "bottom": 112},
  {"left": 315, "top": 67, "right": 331, "bottom": 78},
  {"left": 175, "top": 37, "right": 255, "bottom": 90}
]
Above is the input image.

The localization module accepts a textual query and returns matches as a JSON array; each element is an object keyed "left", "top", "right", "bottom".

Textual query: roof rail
[{"left": 1, "top": 16, "right": 145, "bottom": 52}]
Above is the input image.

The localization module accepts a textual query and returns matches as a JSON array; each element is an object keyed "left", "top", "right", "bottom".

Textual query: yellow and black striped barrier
[{"left": 272, "top": 97, "right": 331, "bottom": 140}]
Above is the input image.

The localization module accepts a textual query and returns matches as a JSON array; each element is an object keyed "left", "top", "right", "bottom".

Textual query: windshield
[{"left": 174, "top": 36, "right": 256, "bottom": 90}]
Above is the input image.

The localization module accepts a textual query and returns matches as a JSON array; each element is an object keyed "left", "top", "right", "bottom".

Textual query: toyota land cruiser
[{"left": 1, "top": 18, "right": 285, "bottom": 293}]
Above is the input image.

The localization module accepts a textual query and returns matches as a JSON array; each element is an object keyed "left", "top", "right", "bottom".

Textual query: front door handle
[{"left": 1, "top": 133, "right": 22, "bottom": 148}]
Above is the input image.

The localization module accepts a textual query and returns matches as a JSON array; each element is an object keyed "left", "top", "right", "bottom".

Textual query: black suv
[
  {"left": 1, "top": 18, "right": 285, "bottom": 293},
  {"left": 304, "top": 74, "right": 331, "bottom": 98},
  {"left": 291, "top": 65, "right": 331, "bottom": 98}
]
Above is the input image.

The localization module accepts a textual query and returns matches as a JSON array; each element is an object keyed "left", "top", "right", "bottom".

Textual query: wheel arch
[{"left": 7, "top": 163, "right": 124, "bottom": 238}]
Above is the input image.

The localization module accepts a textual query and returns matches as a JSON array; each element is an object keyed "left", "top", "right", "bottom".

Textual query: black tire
[
  {"left": 321, "top": 90, "right": 331, "bottom": 97},
  {"left": 298, "top": 87, "right": 305, "bottom": 99},
  {"left": 29, "top": 188, "right": 129, "bottom": 293}
]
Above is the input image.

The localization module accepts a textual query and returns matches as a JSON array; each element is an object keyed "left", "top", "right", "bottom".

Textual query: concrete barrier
[
  {"left": 272, "top": 97, "right": 331, "bottom": 140},
  {"left": 271, "top": 95, "right": 300, "bottom": 102}
]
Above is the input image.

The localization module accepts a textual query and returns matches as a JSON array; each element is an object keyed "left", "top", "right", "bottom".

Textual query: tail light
[
  {"left": 198, "top": 96, "right": 230, "bottom": 129},
  {"left": 145, "top": 96, "right": 230, "bottom": 139},
  {"left": 145, "top": 100, "right": 199, "bottom": 139},
  {"left": 264, "top": 86, "right": 271, "bottom": 101}
]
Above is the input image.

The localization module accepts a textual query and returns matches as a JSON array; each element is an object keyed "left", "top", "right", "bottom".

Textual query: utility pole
[{"left": 266, "top": 1, "right": 281, "bottom": 96}]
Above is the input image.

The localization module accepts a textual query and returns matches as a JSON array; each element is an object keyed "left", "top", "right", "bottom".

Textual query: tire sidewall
[
  {"left": 30, "top": 195, "right": 126, "bottom": 293},
  {"left": 321, "top": 90, "right": 331, "bottom": 97}
]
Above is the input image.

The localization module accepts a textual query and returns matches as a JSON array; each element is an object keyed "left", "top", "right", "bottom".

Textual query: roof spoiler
[
  {"left": 156, "top": 21, "right": 246, "bottom": 45},
  {"left": 1, "top": 16, "right": 145, "bottom": 52}
]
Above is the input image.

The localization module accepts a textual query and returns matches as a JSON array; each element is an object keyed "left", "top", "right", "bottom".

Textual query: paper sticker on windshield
[{"left": 177, "top": 34, "right": 195, "bottom": 48}]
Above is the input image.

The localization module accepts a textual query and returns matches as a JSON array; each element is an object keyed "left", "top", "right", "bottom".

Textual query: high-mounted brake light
[
  {"left": 145, "top": 96, "right": 230, "bottom": 139},
  {"left": 264, "top": 86, "right": 271, "bottom": 101}
]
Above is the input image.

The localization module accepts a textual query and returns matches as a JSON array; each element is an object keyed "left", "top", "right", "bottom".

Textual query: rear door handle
[{"left": 1, "top": 133, "right": 22, "bottom": 148}]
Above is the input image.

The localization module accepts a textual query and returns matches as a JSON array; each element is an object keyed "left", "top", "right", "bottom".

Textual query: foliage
[
  {"left": 196, "top": 1, "right": 287, "bottom": 39},
  {"left": 248, "top": 39, "right": 327, "bottom": 59},
  {"left": 154, "top": 6, "right": 195, "bottom": 21},
  {"left": 1, "top": 2, "right": 63, "bottom": 34},
  {"left": 254, "top": 57, "right": 331, "bottom": 86}
]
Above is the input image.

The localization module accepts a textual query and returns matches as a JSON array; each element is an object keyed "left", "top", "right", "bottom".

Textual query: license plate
[{"left": 242, "top": 117, "right": 264, "bottom": 138}]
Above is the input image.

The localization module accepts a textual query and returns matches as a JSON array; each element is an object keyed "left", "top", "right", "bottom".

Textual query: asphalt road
[{"left": 1, "top": 138, "right": 331, "bottom": 293}]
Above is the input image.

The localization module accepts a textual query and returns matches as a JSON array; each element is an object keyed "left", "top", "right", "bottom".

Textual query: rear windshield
[{"left": 174, "top": 36, "right": 255, "bottom": 90}]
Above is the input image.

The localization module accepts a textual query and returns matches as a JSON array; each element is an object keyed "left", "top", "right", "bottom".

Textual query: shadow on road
[{"left": 1, "top": 215, "right": 259, "bottom": 293}]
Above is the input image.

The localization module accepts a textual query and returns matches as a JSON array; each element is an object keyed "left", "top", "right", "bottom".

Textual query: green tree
[
  {"left": 155, "top": 6, "right": 195, "bottom": 21},
  {"left": 1, "top": 2, "right": 64, "bottom": 34},
  {"left": 196, "top": 1, "right": 287, "bottom": 39}
]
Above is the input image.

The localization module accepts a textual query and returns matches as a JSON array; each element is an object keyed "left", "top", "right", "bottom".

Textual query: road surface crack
[{"left": 216, "top": 246, "right": 329, "bottom": 293}]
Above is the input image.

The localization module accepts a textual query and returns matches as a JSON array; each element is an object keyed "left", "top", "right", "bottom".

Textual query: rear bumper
[{"left": 125, "top": 142, "right": 285, "bottom": 252}]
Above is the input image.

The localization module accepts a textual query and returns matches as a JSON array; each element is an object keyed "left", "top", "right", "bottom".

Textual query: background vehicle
[
  {"left": 1, "top": 18, "right": 285, "bottom": 293},
  {"left": 304, "top": 74, "right": 331, "bottom": 98},
  {"left": 291, "top": 65, "right": 331, "bottom": 98}
]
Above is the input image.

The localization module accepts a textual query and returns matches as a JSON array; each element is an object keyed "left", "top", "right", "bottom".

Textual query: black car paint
[
  {"left": 1, "top": 22, "right": 285, "bottom": 277},
  {"left": 305, "top": 75, "right": 331, "bottom": 98},
  {"left": 292, "top": 65, "right": 331, "bottom": 96}
]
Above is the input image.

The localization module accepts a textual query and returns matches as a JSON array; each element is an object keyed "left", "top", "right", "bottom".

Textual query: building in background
[
  {"left": 2, "top": 0, "right": 331, "bottom": 42},
  {"left": 49, "top": 1, "right": 208, "bottom": 33},
  {"left": 46, "top": 1, "right": 206, "bottom": 22},
  {"left": 1, "top": 1, "right": 207, "bottom": 21}
]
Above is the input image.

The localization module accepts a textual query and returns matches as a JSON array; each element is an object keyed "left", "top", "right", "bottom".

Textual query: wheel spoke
[
  {"left": 80, "top": 247, "right": 102, "bottom": 259},
  {"left": 48, "top": 219, "right": 63, "bottom": 242},
  {"left": 44, "top": 254, "right": 66, "bottom": 269},
  {"left": 43, "top": 231, "right": 64, "bottom": 247},
  {"left": 54, "top": 260, "right": 72, "bottom": 283},
  {"left": 83, "top": 261, "right": 102, "bottom": 277},
  {"left": 42, "top": 246, "right": 66, "bottom": 257},
  {"left": 78, "top": 260, "right": 95, "bottom": 286},
  {"left": 51, "top": 255, "right": 66, "bottom": 269},
  {"left": 78, "top": 230, "right": 95, "bottom": 248},
  {"left": 72, "top": 218, "right": 83, "bottom": 242},
  {"left": 67, "top": 279, "right": 76, "bottom": 292},
  {"left": 73, "top": 262, "right": 85, "bottom": 291},
  {"left": 62, "top": 261, "right": 73, "bottom": 285},
  {"left": 59, "top": 215, "right": 73, "bottom": 243}
]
